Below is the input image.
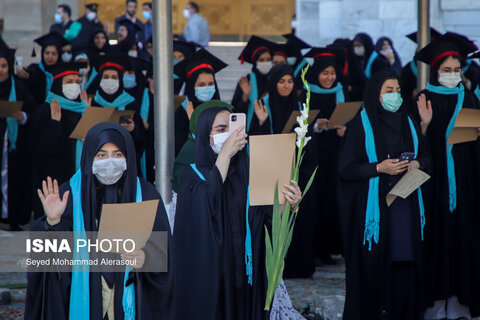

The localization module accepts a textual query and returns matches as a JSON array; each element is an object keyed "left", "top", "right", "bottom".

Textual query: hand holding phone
[
  {"left": 229, "top": 113, "right": 246, "bottom": 136},
  {"left": 399, "top": 152, "right": 415, "bottom": 162}
]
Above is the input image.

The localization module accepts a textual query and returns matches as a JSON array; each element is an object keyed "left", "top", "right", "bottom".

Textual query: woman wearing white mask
[
  {"left": 31, "top": 62, "right": 90, "bottom": 219},
  {"left": 173, "top": 106, "right": 302, "bottom": 319},
  {"left": 26, "top": 122, "right": 173, "bottom": 320},
  {"left": 339, "top": 71, "right": 430, "bottom": 320},
  {"left": 172, "top": 48, "right": 226, "bottom": 156},
  {"left": 91, "top": 55, "right": 147, "bottom": 170},
  {"left": 231, "top": 36, "right": 275, "bottom": 134},
  {"left": 364, "top": 37, "right": 402, "bottom": 79},
  {"left": 414, "top": 32, "right": 480, "bottom": 320}
]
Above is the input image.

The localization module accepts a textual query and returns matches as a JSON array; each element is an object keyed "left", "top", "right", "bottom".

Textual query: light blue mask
[
  {"left": 195, "top": 85, "right": 216, "bottom": 102},
  {"left": 381, "top": 92, "right": 403, "bottom": 113},
  {"left": 54, "top": 13, "right": 63, "bottom": 24},
  {"left": 173, "top": 59, "right": 180, "bottom": 66},
  {"left": 142, "top": 10, "right": 152, "bottom": 21},
  {"left": 123, "top": 74, "right": 137, "bottom": 89}
]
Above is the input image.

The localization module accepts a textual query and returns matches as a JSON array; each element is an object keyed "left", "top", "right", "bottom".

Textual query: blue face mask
[
  {"left": 173, "top": 59, "right": 180, "bottom": 66},
  {"left": 123, "top": 74, "right": 137, "bottom": 89},
  {"left": 195, "top": 85, "right": 216, "bottom": 102},
  {"left": 142, "top": 10, "right": 152, "bottom": 21},
  {"left": 381, "top": 92, "right": 403, "bottom": 113},
  {"left": 54, "top": 13, "right": 63, "bottom": 24}
]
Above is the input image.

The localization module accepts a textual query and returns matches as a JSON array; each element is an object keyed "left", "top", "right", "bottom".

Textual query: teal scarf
[
  {"left": 46, "top": 92, "right": 88, "bottom": 170},
  {"left": 426, "top": 83, "right": 465, "bottom": 212},
  {"left": 474, "top": 85, "right": 480, "bottom": 102},
  {"left": 69, "top": 170, "right": 140, "bottom": 320},
  {"left": 246, "top": 72, "right": 259, "bottom": 132},
  {"left": 93, "top": 91, "right": 135, "bottom": 111},
  {"left": 140, "top": 88, "right": 151, "bottom": 180},
  {"left": 463, "top": 59, "right": 472, "bottom": 73},
  {"left": 360, "top": 108, "right": 425, "bottom": 250},
  {"left": 293, "top": 59, "right": 308, "bottom": 78},
  {"left": 181, "top": 96, "right": 189, "bottom": 111},
  {"left": 306, "top": 82, "right": 345, "bottom": 105},
  {"left": 260, "top": 94, "right": 273, "bottom": 134},
  {"left": 173, "top": 73, "right": 180, "bottom": 80},
  {"left": 190, "top": 164, "right": 253, "bottom": 286},
  {"left": 6, "top": 77, "right": 18, "bottom": 151},
  {"left": 410, "top": 60, "right": 418, "bottom": 77},
  {"left": 38, "top": 61, "right": 54, "bottom": 97},
  {"left": 84, "top": 67, "right": 98, "bottom": 91},
  {"left": 364, "top": 51, "right": 379, "bottom": 79}
]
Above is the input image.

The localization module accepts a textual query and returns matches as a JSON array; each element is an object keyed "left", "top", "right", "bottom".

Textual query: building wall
[{"left": 296, "top": 0, "right": 480, "bottom": 67}]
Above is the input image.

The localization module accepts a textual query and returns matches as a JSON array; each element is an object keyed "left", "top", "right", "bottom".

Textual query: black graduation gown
[
  {"left": 31, "top": 102, "right": 82, "bottom": 218},
  {"left": 413, "top": 89, "right": 480, "bottom": 316},
  {"left": 25, "top": 179, "right": 173, "bottom": 320},
  {"left": 400, "top": 60, "right": 417, "bottom": 115},
  {"left": 50, "top": 20, "right": 73, "bottom": 36},
  {"left": 173, "top": 157, "right": 271, "bottom": 320},
  {"left": 23, "top": 63, "right": 48, "bottom": 106},
  {"left": 91, "top": 99, "right": 147, "bottom": 173},
  {"left": 71, "top": 16, "right": 104, "bottom": 51},
  {"left": 338, "top": 113, "right": 428, "bottom": 320},
  {"left": 0, "top": 77, "right": 36, "bottom": 226}
]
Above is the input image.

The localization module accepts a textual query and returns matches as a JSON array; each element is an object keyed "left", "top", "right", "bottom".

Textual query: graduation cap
[
  {"left": 173, "top": 40, "right": 197, "bottom": 57},
  {"left": 118, "top": 18, "right": 142, "bottom": 36},
  {"left": 32, "top": 32, "right": 69, "bottom": 58},
  {"left": 0, "top": 37, "right": 16, "bottom": 73},
  {"left": 282, "top": 33, "right": 311, "bottom": 51},
  {"left": 469, "top": 50, "right": 480, "bottom": 60},
  {"left": 415, "top": 32, "right": 478, "bottom": 68},
  {"left": 406, "top": 28, "right": 442, "bottom": 43},
  {"left": 305, "top": 47, "right": 346, "bottom": 70},
  {"left": 272, "top": 43, "right": 296, "bottom": 59},
  {"left": 85, "top": 3, "right": 98, "bottom": 11},
  {"left": 94, "top": 54, "right": 132, "bottom": 74},
  {"left": 174, "top": 48, "right": 227, "bottom": 81},
  {"left": 238, "top": 35, "right": 275, "bottom": 64},
  {"left": 50, "top": 62, "right": 87, "bottom": 81}
]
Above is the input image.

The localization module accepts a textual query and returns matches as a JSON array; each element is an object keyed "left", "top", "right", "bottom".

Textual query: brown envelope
[
  {"left": 282, "top": 109, "right": 321, "bottom": 133},
  {"left": 0, "top": 101, "right": 23, "bottom": 118},
  {"left": 327, "top": 101, "right": 363, "bottom": 129},
  {"left": 249, "top": 133, "right": 296, "bottom": 205},
  {"left": 97, "top": 199, "right": 159, "bottom": 253},
  {"left": 69, "top": 107, "right": 136, "bottom": 140},
  {"left": 447, "top": 108, "right": 480, "bottom": 145}
]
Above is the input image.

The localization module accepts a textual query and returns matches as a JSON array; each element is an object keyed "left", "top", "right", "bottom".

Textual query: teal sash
[
  {"left": 306, "top": 82, "right": 345, "bottom": 106},
  {"left": 38, "top": 61, "right": 54, "bottom": 97},
  {"left": 84, "top": 67, "right": 98, "bottom": 91},
  {"left": 140, "top": 88, "right": 150, "bottom": 179},
  {"left": 6, "top": 77, "right": 18, "bottom": 151},
  {"left": 293, "top": 59, "right": 308, "bottom": 77},
  {"left": 69, "top": 170, "right": 141, "bottom": 319},
  {"left": 246, "top": 72, "right": 259, "bottom": 132},
  {"left": 364, "top": 51, "right": 378, "bottom": 79},
  {"left": 410, "top": 60, "right": 418, "bottom": 77},
  {"left": 93, "top": 91, "right": 135, "bottom": 110}
]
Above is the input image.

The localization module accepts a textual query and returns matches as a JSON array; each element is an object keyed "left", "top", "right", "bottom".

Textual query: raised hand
[
  {"left": 417, "top": 93, "right": 432, "bottom": 134},
  {"left": 16, "top": 66, "right": 30, "bottom": 79},
  {"left": 254, "top": 99, "right": 269, "bottom": 126},
  {"left": 186, "top": 101, "right": 194, "bottom": 120},
  {"left": 219, "top": 126, "right": 248, "bottom": 159},
  {"left": 239, "top": 76, "right": 251, "bottom": 102},
  {"left": 120, "top": 117, "right": 135, "bottom": 132},
  {"left": 80, "top": 90, "right": 92, "bottom": 106},
  {"left": 50, "top": 99, "right": 62, "bottom": 121},
  {"left": 37, "top": 177, "right": 70, "bottom": 226}
]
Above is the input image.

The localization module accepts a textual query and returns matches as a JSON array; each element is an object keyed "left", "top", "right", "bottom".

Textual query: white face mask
[
  {"left": 100, "top": 79, "right": 120, "bottom": 95},
  {"left": 79, "top": 67, "right": 89, "bottom": 76},
  {"left": 62, "top": 83, "right": 81, "bottom": 100},
  {"left": 210, "top": 132, "right": 229, "bottom": 154},
  {"left": 128, "top": 50, "right": 138, "bottom": 58},
  {"left": 92, "top": 158, "right": 127, "bottom": 185},
  {"left": 183, "top": 9, "right": 191, "bottom": 19},
  {"left": 61, "top": 52, "right": 72, "bottom": 62},
  {"left": 86, "top": 12, "right": 97, "bottom": 21},
  {"left": 438, "top": 72, "right": 462, "bottom": 88},
  {"left": 380, "top": 48, "right": 393, "bottom": 57},
  {"left": 287, "top": 57, "right": 297, "bottom": 65},
  {"left": 354, "top": 46, "right": 365, "bottom": 57},
  {"left": 256, "top": 61, "right": 272, "bottom": 75}
]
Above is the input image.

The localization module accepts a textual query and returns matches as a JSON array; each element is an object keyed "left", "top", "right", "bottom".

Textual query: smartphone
[
  {"left": 119, "top": 115, "right": 131, "bottom": 124},
  {"left": 399, "top": 152, "right": 415, "bottom": 162},
  {"left": 229, "top": 113, "right": 246, "bottom": 136}
]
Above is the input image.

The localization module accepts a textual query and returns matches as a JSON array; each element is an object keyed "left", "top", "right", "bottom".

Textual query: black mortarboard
[
  {"left": 282, "top": 33, "right": 311, "bottom": 50},
  {"left": 305, "top": 47, "right": 346, "bottom": 70},
  {"left": 173, "top": 40, "right": 197, "bottom": 57},
  {"left": 50, "top": 62, "right": 87, "bottom": 80},
  {"left": 272, "top": 43, "right": 296, "bottom": 59},
  {"left": 238, "top": 35, "right": 275, "bottom": 64},
  {"left": 85, "top": 3, "right": 98, "bottom": 11},
  {"left": 174, "top": 48, "right": 227, "bottom": 81},
  {"left": 406, "top": 28, "right": 443, "bottom": 43},
  {"left": 118, "top": 18, "right": 142, "bottom": 35},
  {"left": 34, "top": 32, "right": 69, "bottom": 49},
  {"left": 415, "top": 32, "right": 478, "bottom": 68},
  {"left": 469, "top": 51, "right": 480, "bottom": 60},
  {"left": 0, "top": 37, "right": 16, "bottom": 75},
  {"left": 94, "top": 54, "right": 132, "bottom": 74}
]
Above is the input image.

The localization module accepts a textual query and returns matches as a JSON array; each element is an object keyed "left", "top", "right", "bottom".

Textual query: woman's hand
[
  {"left": 254, "top": 99, "right": 269, "bottom": 126},
  {"left": 333, "top": 125, "right": 346, "bottom": 137},
  {"left": 37, "top": 176, "right": 70, "bottom": 226},
  {"left": 219, "top": 127, "right": 248, "bottom": 159},
  {"left": 317, "top": 118, "right": 329, "bottom": 131},
  {"left": 407, "top": 160, "right": 420, "bottom": 172},
  {"left": 282, "top": 180, "right": 302, "bottom": 209},
  {"left": 417, "top": 93, "right": 432, "bottom": 134},
  {"left": 50, "top": 99, "right": 62, "bottom": 121},
  {"left": 12, "top": 111, "right": 25, "bottom": 122},
  {"left": 121, "top": 117, "right": 135, "bottom": 132},
  {"left": 121, "top": 249, "right": 145, "bottom": 269},
  {"left": 239, "top": 76, "right": 251, "bottom": 102},
  {"left": 80, "top": 90, "right": 91, "bottom": 106},
  {"left": 377, "top": 159, "right": 409, "bottom": 176},
  {"left": 148, "top": 78, "right": 155, "bottom": 94},
  {"left": 16, "top": 66, "right": 30, "bottom": 79},
  {"left": 185, "top": 101, "right": 194, "bottom": 120}
]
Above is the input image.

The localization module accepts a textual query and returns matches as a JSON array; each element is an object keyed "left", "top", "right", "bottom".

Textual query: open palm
[{"left": 37, "top": 177, "right": 70, "bottom": 225}]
